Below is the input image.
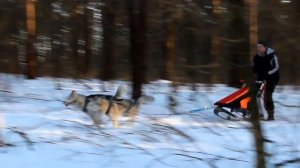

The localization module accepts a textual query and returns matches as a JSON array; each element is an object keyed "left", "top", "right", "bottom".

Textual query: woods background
[
  {"left": 0, "top": 1, "right": 299, "bottom": 167},
  {"left": 0, "top": 0, "right": 299, "bottom": 86}
]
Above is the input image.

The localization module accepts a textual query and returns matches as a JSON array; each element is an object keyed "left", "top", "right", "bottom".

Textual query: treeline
[{"left": 0, "top": 0, "right": 299, "bottom": 85}]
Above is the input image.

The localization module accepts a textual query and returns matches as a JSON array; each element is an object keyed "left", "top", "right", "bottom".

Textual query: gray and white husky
[
  {"left": 64, "top": 86, "right": 126, "bottom": 126},
  {"left": 98, "top": 95, "right": 154, "bottom": 128},
  {"left": 64, "top": 86, "right": 154, "bottom": 128}
]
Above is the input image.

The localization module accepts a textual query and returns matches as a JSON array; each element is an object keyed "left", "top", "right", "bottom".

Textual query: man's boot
[
  {"left": 266, "top": 110, "right": 274, "bottom": 121},
  {"left": 259, "top": 113, "right": 265, "bottom": 120}
]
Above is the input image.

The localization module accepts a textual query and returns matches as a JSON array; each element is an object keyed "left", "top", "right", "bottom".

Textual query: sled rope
[
  {"left": 190, "top": 106, "right": 215, "bottom": 113},
  {"left": 149, "top": 106, "right": 214, "bottom": 116}
]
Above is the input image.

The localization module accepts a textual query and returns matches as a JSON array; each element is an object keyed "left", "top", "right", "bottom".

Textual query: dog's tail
[
  {"left": 114, "top": 85, "right": 127, "bottom": 99},
  {"left": 122, "top": 95, "right": 154, "bottom": 114},
  {"left": 135, "top": 95, "right": 154, "bottom": 107}
]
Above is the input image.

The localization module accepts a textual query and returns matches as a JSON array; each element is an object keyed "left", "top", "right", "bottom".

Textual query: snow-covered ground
[{"left": 0, "top": 75, "right": 299, "bottom": 168}]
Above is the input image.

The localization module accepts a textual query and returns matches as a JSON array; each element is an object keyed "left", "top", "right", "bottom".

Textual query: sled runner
[{"left": 213, "top": 81, "right": 265, "bottom": 120}]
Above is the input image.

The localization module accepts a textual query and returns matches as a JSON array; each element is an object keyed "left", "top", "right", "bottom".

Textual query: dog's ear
[
  {"left": 71, "top": 90, "right": 77, "bottom": 96},
  {"left": 98, "top": 98, "right": 106, "bottom": 105},
  {"left": 99, "top": 99, "right": 110, "bottom": 108}
]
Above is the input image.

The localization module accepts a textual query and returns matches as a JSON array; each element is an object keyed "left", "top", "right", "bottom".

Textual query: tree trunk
[
  {"left": 160, "top": 4, "right": 168, "bottom": 80},
  {"left": 160, "top": 1, "right": 178, "bottom": 82},
  {"left": 248, "top": 79, "right": 266, "bottom": 168},
  {"left": 226, "top": 0, "right": 248, "bottom": 87},
  {"left": 128, "top": 0, "right": 147, "bottom": 99},
  {"left": 247, "top": 1, "right": 266, "bottom": 167},
  {"left": 102, "top": 0, "right": 116, "bottom": 81},
  {"left": 71, "top": 6, "right": 80, "bottom": 77},
  {"left": 165, "top": 17, "right": 177, "bottom": 82},
  {"left": 293, "top": 1, "right": 300, "bottom": 84},
  {"left": 25, "top": 0, "right": 38, "bottom": 79},
  {"left": 84, "top": 5, "right": 91, "bottom": 75},
  {"left": 248, "top": 0, "right": 258, "bottom": 60},
  {"left": 211, "top": 0, "right": 221, "bottom": 83},
  {"left": 50, "top": 8, "right": 63, "bottom": 78}
]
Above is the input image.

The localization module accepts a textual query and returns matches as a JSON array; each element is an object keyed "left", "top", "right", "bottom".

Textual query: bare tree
[
  {"left": 128, "top": 0, "right": 148, "bottom": 99},
  {"left": 160, "top": 1, "right": 181, "bottom": 83},
  {"left": 83, "top": 4, "right": 91, "bottom": 75},
  {"left": 211, "top": 0, "right": 221, "bottom": 83},
  {"left": 247, "top": 1, "right": 266, "bottom": 167},
  {"left": 70, "top": 2, "right": 80, "bottom": 77},
  {"left": 25, "top": 0, "right": 38, "bottom": 79},
  {"left": 248, "top": 80, "right": 266, "bottom": 168},
  {"left": 101, "top": 0, "right": 117, "bottom": 81},
  {"left": 247, "top": 0, "right": 258, "bottom": 60}
]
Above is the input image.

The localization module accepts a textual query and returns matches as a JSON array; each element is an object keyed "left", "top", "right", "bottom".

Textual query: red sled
[{"left": 214, "top": 81, "right": 265, "bottom": 120}]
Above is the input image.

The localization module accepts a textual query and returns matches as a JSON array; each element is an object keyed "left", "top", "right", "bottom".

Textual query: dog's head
[
  {"left": 64, "top": 90, "right": 78, "bottom": 106},
  {"left": 97, "top": 98, "right": 110, "bottom": 111}
]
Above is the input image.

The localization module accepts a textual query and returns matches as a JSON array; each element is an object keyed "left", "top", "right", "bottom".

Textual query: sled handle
[{"left": 255, "top": 81, "right": 266, "bottom": 97}]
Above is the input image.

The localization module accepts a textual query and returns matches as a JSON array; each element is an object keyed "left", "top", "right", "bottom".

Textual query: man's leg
[
  {"left": 264, "top": 80, "right": 277, "bottom": 120},
  {"left": 264, "top": 91, "right": 274, "bottom": 120}
]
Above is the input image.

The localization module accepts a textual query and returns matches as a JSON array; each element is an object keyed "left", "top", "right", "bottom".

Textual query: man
[{"left": 252, "top": 41, "right": 280, "bottom": 120}]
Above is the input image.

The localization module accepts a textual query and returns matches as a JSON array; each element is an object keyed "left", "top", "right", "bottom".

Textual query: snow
[{"left": 0, "top": 74, "right": 299, "bottom": 168}]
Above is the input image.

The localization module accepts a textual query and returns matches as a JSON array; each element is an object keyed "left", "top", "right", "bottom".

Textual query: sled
[{"left": 213, "top": 81, "right": 265, "bottom": 120}]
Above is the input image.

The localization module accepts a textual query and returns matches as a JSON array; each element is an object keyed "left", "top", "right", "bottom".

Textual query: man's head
[{"left": 257, "top": 40, "right": 267, "bottom": 56}]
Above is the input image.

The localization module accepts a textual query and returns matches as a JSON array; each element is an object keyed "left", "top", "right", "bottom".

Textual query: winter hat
[{"left": 257, "top": 40, "right": 268, "bottom": 47}]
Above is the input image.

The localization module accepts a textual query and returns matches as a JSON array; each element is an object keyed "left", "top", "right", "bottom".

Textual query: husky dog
[
  {"left": 64, "top": 86, "right": 127, "bottom": 125},
  {"left": 99, "top": 95, "right": 154, "bottom": 128}
]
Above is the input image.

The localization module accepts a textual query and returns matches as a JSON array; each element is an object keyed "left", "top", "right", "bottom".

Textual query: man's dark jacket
[{"left": 252, "top": 48, "right": 280, "bottom": 91}]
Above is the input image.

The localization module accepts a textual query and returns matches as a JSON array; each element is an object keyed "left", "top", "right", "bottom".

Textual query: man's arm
[
  {"left": 268, "top": 55, "right": 279, "bottom": 75},
  {"left": 252, "top": 56, "right": 259, "bottom": 75}
]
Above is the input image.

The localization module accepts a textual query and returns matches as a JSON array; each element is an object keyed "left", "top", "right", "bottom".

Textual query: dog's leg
[
  {"left": 88, "top": 111, "right": 102, "bottom": 126},
  {"left": 101, "top": 99, "right": 119, "bottom": 128},
  {"left": 129, "top": 107, "right": 138, "bottom": 126},
  {"left": 111, "top": 103, "right": 120, "bottom": 128},
  {"left": 93, "top": 118, "right": 102, "bottom": 125},
  {"left": 94, "top": 113, "right": 103, "bottom": 125}
]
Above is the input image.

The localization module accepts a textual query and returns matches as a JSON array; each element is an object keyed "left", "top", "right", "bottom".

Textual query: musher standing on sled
[{"left": 252, "top": 41, "right": 280, "bottom": 120}]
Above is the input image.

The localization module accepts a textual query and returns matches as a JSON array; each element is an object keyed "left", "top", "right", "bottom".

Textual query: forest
[
  {"left": 0, "top": 0, "right": 299, "bottom": 86},
  {"left": 0, "top": 1, "right": 300, "bottom": 168}
]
